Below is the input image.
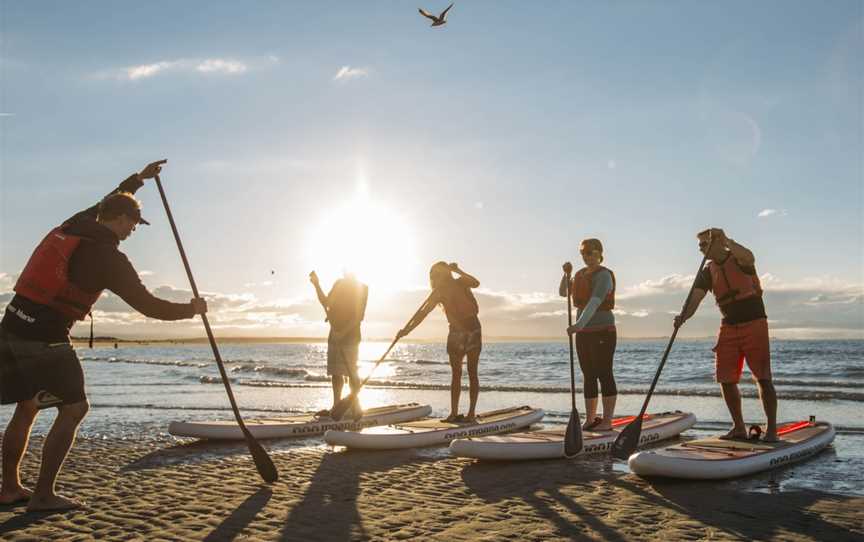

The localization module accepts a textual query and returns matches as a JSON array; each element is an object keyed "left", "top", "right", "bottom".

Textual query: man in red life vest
[
  {"left": 675, "top": 228, "right": 777, "bottom": 442},
  {"left": 0, "top": 160, "right": 207, "bottom": 511}
]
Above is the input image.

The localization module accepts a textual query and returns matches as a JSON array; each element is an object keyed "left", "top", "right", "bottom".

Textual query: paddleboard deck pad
[
  {"left": 449, "top": 411, "right": 696, "bottom": 461},
  {"left": 167, "top": 403, "right": 432, "bottom": 440},
  {"left": 324, "top": 405, "right": 545, "bottom": 450},
  {"left": 628, "top": 419, "right": 835, "bottom": 479}
]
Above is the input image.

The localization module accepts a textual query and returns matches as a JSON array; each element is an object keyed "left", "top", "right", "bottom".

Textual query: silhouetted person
[
  {"left": 310, "top": 270, "right": 368, "bottom": 418},
  {"left": 0, "top": 160, "right": 207, "bottom": 511}
]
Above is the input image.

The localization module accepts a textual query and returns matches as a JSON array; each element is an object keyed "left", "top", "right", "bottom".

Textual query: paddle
[
  {"left": 610, "top": 239, "right": 714, "bottom": 460},
  {"left": 330, "top": 292, "right": 435, "bottom": 421},
  {"left": 154, "top": 175, "right": 278, "bottom": 484},
  {"left": 563, "top": 266, "right": 583, "bottom": 457}
]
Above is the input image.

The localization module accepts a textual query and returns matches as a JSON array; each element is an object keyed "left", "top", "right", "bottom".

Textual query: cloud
[
  {"left": 2, "top": 267, "right": 859, "bottom": 339},
  {"left": 196, "top": 59, "right": 247, "bottom": 75},
  {"left": 333, "top": 66, "right": 369, "bottom": 81},
  {"left": 109, "top": 56, "right": 275, "bottom": 81},
  {"left": 757, "top": 208, "right": 788, "bottom": 218}
]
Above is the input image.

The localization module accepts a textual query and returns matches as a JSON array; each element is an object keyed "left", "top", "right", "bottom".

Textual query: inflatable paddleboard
[
  {"left": 324, "top": 405, "right": 544, "bottom": 450},
  {"left": 628, "top": 419, "right": 835, "bottom": 479},
  {"left": 167, "top": 403, "right": 431, "bottom": 440},
  {"left": 450, "top": 411, "right": 696, "bottom": 461}
]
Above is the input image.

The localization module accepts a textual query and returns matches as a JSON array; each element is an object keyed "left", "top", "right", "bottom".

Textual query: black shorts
[{"left": 0, "top": 329, "right": 86, "bottom": 408}]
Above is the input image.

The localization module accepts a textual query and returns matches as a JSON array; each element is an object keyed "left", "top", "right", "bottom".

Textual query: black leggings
[{"left": 575, "top": 329, "right": 617, "bottom": 399}]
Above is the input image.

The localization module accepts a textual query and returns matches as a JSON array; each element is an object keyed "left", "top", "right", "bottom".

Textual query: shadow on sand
[
  {"left": 280, "top": 448, "right": 435, "bottom": 542},
  {"left": 202, "top": 487, "right": 273, "bottom": 542}
]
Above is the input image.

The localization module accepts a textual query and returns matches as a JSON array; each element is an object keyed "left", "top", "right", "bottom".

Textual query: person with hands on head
[
  {"left": 0, "top": 160, "right": 207, "bottom": 512},
  {"left": 674, "top": 228, "right": 777, "bottom": 442},
  {"left": 309, "top": 270, "right": 368, "bottom": 419},
  {"left": 560, "top": 239, "right": 618, "bottom": 431},
  {"left": 397, "top": 262, "right": 482, "bottom": 423}
]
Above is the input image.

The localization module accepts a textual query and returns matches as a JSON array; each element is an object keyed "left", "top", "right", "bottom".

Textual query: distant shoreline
[{"left": 70, "top": 335, "right": 860, "bottom": 346}]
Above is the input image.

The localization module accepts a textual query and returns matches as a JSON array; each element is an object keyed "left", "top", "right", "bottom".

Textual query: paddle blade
[
  {"left": 563, "top": 409, "right": 583, "bottom": 457},
  {"left": 611, "top": 417, "right": 644, "bottom": 460},
  {"left": 241, "top": 427, "right": 279, "bottom": 483}
]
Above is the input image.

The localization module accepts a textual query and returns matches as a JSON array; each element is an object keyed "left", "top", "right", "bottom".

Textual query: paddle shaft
[
  {"left": 154, "top": 175, "right": 277, "bottom": 482},
  {"left": 331, "top": 292, "right": 435, "bottom": 418},
  {"left": 634, "top": 245, "right": 713, "bottom": 418},
  {"left": 565, "top": 271, "right": 576, "bottom": 411}
]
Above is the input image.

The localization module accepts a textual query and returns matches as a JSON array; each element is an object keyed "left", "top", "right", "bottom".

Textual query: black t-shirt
[{"left": 695, "top": 256, "right": 767, "bottom": 325}]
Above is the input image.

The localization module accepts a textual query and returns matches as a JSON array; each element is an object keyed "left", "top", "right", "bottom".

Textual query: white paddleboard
[
  {"left": 324, "top": 405, "right": 545, "bottom": 450},
  {"left": 628, "top": 419, "right": 835, "bottom": 479},
  {"left": 450, "top": 411, "right": 696, "bottom": 461},
  {"left": 167, "top": 403, "right": 432, "bottom": 440}
]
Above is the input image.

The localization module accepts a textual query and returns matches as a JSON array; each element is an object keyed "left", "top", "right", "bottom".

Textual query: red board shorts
[{"left": 712, "top": 317, "right": 771, "bottom": 384}]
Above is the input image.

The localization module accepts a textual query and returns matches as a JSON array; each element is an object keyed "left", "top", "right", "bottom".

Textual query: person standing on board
[
  {"left": 310, "top": 270, "right": 368, "bottom": 418},
  {"left": 674, "top": 228, "right": 777, "bottom": 442},
  {"left": 398, "top": 262, "right": 482, "bottom": 423},
  {"left": 561, "top": 238, "right": 618, "bottom": 431},
  {"left": 0, "top": 160, "right": 208, "bottom": 511}
]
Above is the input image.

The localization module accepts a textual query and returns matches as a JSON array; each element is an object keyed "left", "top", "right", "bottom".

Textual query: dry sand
[{"left": 0, "top": 435, "right": 861, "bottom": 541}]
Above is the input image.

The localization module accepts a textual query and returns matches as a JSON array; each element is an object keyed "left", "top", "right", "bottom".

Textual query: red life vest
[
  {"left": 708, "top": 256, "right": 762, "bottom": 307},
  {"left": 571, "top": 266, "right": 616, "bottom": 310},
  {"left": 13, "top": 227, "right": 103, "bottom": 321}
]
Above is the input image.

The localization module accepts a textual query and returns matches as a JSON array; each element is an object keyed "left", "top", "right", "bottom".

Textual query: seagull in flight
[{"left": 419, "top": 3, "right": 454, "bottom": 27}]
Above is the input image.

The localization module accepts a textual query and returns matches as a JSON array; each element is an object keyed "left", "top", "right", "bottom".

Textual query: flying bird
[{"left": 419, "top": 3, "right": 454, "bottom": 27}]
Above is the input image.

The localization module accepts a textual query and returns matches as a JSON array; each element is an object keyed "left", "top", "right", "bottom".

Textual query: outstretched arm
[
  {"left": 309, "top": 271, "right": 331, "bottom": 317},
  {"left": 674, "top": 288, "right": 708, "bottom": 328},
  {"left": 398, "top": 291, "right": 439, "bottom": 338},
  {"left": 64, "top": 160, "right": 167, "bottom": 225}
]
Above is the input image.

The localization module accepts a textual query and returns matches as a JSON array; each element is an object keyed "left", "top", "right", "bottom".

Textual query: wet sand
[{"left": 0, "top": 435, "right": 861, "bottom": 541}]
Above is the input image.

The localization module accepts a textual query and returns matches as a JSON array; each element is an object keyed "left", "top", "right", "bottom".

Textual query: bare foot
[
  {"left": 26, "top": 493, "right": 85, "bottom": 512},
  {"left": 582, "top": 417, "right": 602, "bottom": 431},
  {"left": 594, "top": 421, "right": 613, "bottom": 432},
  {"left": 463, "top": 413, "right": 477, "bottom": 423},
  {"left": 0, "top": 486, "right": 32, "bottom": 505},
  {"left": 762, "top": 431, "right": 779, "bottom": 443},
  {"left": 718, "top": 428, "right": 748, "bottom": 441}
]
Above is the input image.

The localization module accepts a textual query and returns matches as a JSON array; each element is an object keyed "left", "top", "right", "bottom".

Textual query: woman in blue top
[{"left": 560, "top": 238, "right": 617, "bottom": 431}]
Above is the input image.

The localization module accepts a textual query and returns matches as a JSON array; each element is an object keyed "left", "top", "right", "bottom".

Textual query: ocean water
[{"left": 1, "top": 339, "right": 862, "bottom": 495}]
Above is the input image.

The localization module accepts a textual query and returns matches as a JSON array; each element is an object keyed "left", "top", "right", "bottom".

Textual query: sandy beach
[{"left": 1, "top": 434, "right": 861, "bottom": 541}]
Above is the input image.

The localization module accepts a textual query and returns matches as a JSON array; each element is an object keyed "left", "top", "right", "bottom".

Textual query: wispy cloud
[
  {"left": 109, "top": 55, "right": 277, "bottom": 81},
  {"left": 758, "top": 208, "right": 788, "bottom": 218},
  {"left": 196, "top": 58, "right": 247, "bottom": 75},
  {"left": 333, "top": 66, "right": 369, "bottom": 82}
]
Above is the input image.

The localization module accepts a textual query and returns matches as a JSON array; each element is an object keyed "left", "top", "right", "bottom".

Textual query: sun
[{"left": 305, "top": 186, "right": 417, "bottom": 294}]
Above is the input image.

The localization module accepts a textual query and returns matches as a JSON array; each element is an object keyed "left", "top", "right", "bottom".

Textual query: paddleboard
[
  {"left": 167, "top": 403, "right": 432, "bottom": 440},
  {"left": 628, "top": 419, "right": 835, "bottom": 479},
  {"left": 323, "top": 405, "right": 545, "bottom": 450},
  {"left": 449, "top": 411, "right": 696, "bottom": 461}
]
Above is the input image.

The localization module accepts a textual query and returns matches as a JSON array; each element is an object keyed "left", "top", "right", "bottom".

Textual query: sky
[{"left": 0, "top": 1, "right": 861, "bottom": 340}]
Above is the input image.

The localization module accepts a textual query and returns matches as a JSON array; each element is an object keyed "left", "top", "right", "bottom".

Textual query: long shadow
[
  {"left": 0, "top": 508, "right": 69, "bottom": 535},
  {"left": 461, "top": 457, "right": 621, "bottom": 540},
  {"left": 202, "top": 487, "right": 273, "bottom": 542},
  {"left": 643, "top": 477, "right": 863, "bottom": 540},
  {"left": 121, "top": 436, "right": 316, "bottom": 473},
  {"left": 280, "top": 448, "right": 432, "bottom": 542}
]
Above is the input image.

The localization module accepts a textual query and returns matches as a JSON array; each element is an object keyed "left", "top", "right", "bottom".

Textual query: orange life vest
[
  {"left": 13, "top": 227, "right": 103, "bottom": 321},
  {"left": 571, "top": 266, "right": 615, "bottom": 310},
  {"left": 708, "top": 256, "right": 762, "bottom": 307}
]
